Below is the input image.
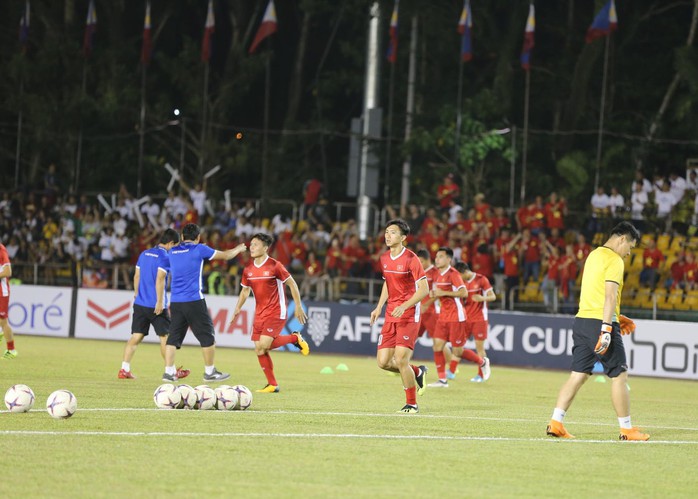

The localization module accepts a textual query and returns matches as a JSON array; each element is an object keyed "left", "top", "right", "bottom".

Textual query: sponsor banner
[
  {"left": 301, "top": 303, "right": 698, "bottom": 381},
  {"left": 74, "top": 289, "right": 257, "bottom": 349},
  {"left": 8, "top": 285, "right": 72, "bottom": 337}
]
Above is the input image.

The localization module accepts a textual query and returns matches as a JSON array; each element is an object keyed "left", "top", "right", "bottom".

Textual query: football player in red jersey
[
  {"left": 370, "top": 219, "right": 429, "bottom": 413},
  {"left": 231, "top": 233, "right": 309, "bottom": 394}
]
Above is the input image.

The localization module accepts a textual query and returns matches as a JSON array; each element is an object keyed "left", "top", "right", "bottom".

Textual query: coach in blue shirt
[
  {"left": 119, "top": 228, "right": 184, "bottom": 380},
  {"left": 163, "top": 223, "right": 247, "bottom": 382}
]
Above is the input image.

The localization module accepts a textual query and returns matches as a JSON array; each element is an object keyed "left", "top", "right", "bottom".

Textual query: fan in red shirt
[
  {"left": 436, "top": 174, "right": 460, "bottom": 212},
  {"left": 684, "top": 252, "right": 698, "bottom": 290},
  {"left": 230, "top": 233, "right": 309, "bottom": 394},
  {"left": 544, "top": 192, "right": 567, "bottom": 231},
  {"left": 419, "top": 225, "right": 447, "bottom": 259},
  {"left": 426, "top": 247, "right": 469, "bottom": 388},
  {"left": 455, "top": 261, "right": 495, "bottom": 382},
  {"left": 559, "top": 244, "right": 579, "bottom": 302},
  {"left": 370, "top": 219, "right": 429, "bottom": 414},
  {"left": 528, "top": 196, "right": 546, "bottom": 234},
  {"left": 639, "top": 238, "right": 665, "bottom": 288},
  {"left": 0, "top": 243, "right": 17, "bottom": 358}
]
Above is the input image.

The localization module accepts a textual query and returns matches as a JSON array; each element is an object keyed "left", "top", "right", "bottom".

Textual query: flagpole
[
  {"left": 75, "top": 63, "right": 88, "bottom": 193},
  {"left": 400, "top": 15, "right": 418, "bottom": 206},
  {"left": 520, "top": 69, "right": 531, "bottom": 205},
  {"left": 137, "top": 64, "right": 146, "bottom": 197},
  {"left": 454, "top": 57, "right": 464, "bottom": 168},
  {"left": 14, "top": 77, "right": 24, "bottom": 189},
  {"left": 594, "top": 35, "right": 611, "bottom": 192},
  {"left": 261, "top": 52, "right": 271, "bottom": 206},
  {"left": 384, "top": 55, "right": 396, "bottom": 204},
  {"left": 199, "top": 62, "right": 210, "bottom": 180}
]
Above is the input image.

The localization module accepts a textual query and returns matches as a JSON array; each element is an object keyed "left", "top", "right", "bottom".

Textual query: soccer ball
[
  {"left": 4, "top": 384, "right": 35, "bottom": 413},
  {"left": 46, "top": 390, "right": 77, "bottom": 419},
  {"left": 232, "top": 385, "right": 252, "bottom": 410},
  {"left": 214, "top": 386, "right": 239, "bottom": 411},
  {"left": 195, "top": 386, "right": 216, "bottom": 410},
  {"left": 153, "top": 384, "right": 181, "bottom": 410},
  {"left": 176, "top": 384, "right": 197, "bottom": 409}
]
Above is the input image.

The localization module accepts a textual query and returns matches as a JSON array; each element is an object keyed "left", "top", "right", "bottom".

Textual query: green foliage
[{"left": 556, "top": 151, "right": 591, "bottom": 199}]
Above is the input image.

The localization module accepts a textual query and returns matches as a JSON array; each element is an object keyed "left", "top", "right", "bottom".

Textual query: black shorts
[
  {"left": 571, "top": 317, "right": 628, "bottom": 378},
  {"left": 167, "top": 299, "right": 216, "bottom": 348},
  {"left": 131, "top": 304, "right": 170, "bottom": 337}
]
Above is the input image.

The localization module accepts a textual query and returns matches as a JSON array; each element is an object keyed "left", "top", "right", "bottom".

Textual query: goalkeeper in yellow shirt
[{"left": 546, "top": 222, "right": 649, "bottom": 441}]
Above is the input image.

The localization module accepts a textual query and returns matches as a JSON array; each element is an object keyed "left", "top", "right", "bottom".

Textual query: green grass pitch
[{"left": 1, "top": 335, "right": 697, "bottom": 498}]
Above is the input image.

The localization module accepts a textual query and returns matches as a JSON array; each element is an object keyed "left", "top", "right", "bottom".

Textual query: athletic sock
[
  {"left": 404, "top": 386, "right": 417, "bottom": 406},
  {"left": 165, "top": 365, "right": 176, "bottom": 376},
  {"left": 618, "top": 416, "right": 633, "bottom": 430},
  {"left": 270, "top": 335, "right": 297, "bottom": 349},
  {"left": 7, "top": 341, "right": 14, "bottom": 351},
  {"left": 204, "top": 365, "right": 215, "bottom": 376},
  {"left": 121, "top": 362, "right": 130, "bottom": 371},
  {"left": 434, "top": 351, "right": 446, "bottom": 380},
  {"left": 461, "top": 349, "right": 483, "bottom": 365},
  {"left": 552, "top": 408, "right": 566, "bottom": 423},
  {"left": 478, "top": 365, "right": 483, "bottom": 377},
  {"left": 449, "top": 359, "right": 459, "bottom": 373},
  {"left": 257, "top": 353, "right": 278, "bottom": 385}
]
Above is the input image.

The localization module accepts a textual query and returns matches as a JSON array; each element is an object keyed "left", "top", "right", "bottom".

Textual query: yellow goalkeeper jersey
[{"left": 576, "top": 246, "right": 624, "bottom": 321}]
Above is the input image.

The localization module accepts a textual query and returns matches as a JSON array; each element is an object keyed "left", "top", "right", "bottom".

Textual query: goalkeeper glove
[
  {"left": 619, "top": 314, "right": 636, "bottom": 335},
  {"left": 594, "top": 323, "right": 613, "bottom": 355}
]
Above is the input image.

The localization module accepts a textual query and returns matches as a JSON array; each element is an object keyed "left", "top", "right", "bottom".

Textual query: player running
[
  {"left": 454, "top": 261, "right": 495, "bottom": 382},
  {"left": 547, "top": 222, "right": 649, "bottom": 441},
  {"left": 370, "top": 219, "right": 429, "bottom": 413},
  {"left": 0, "top": 242, "right": 17, "bottom": 359},
  {"left": 230, "top": 233, "right": 309, "bottom": 394},
  {"left": 118, "top": 229, "right": 190, "bottom": 380}
]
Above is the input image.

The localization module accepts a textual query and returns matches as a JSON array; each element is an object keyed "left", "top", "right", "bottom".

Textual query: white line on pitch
[
  {"left": 3, "top": 407, "right": 698, "bottom": 432},
  {"left": 0, "top": 429, "right": 695, "bottom": 445}
]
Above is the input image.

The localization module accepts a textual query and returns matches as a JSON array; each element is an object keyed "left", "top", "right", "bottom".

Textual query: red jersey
[
  {"left": 463, "top": 273, "right": 492, "bottom": 322},
  {"left": 421, "top": 266, "right": 439, "bottom": 316},
  {"left": 379, "top": 248, "right": 426, "bottom": 323},
  {"left": 433, "top": 266, "right": 466, "bottom": 323},
  {"left": 241, "top": 256, "right": 292, "bottom": 322},
  {"left": 503, "top": 246, "right": 520, "bottom": 277},
  {"left": 642, "top": 248, "right": 664, "bottom": 269},
  {"left": 544, "top": 201, "right": 566, "bottom": 229},
  {"left": 0, "top": 244, "right": 10, "bottom": 298}
]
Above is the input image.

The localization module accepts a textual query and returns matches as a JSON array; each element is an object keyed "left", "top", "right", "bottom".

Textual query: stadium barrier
[{"left": 8, "top": 285, "right": 697, "bottom": 381}]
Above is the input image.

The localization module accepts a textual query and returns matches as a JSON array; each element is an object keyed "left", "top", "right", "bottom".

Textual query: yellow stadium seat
[
  {"left": 683, "top": 293, "right": 698, "bottom": 311},
  {"left": 656, "top": 234, "right": 670, "bottom": 251},
  {"left": 640, "top": 234, "right": 655, "bottom": 247},
  {"left": 666, "top": 288, "right": 685, "bottom": 310},
  {"left": 669, "top": 235, "right": 685, "bottom": 254},
  {"left": 635, "top": 287, "right": 653, "bottom": 309},
  {"left": 654, "top": 288, "right": 671, "bottom": 310},
  {"left": 628, "top": 253, "right": 644, "bottom": 272}
]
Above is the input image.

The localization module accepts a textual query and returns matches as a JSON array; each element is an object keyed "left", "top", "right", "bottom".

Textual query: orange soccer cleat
[
  {"left": 619, "top": 427, "right": 650, "bottom": 441},
  {"left": 546, "top": 420, "right": 575, "bottom": 439}
]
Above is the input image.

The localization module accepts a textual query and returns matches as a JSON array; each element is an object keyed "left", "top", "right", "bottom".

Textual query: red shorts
[
  {"left": 464, "top": 320, "right": 488, "bottom": 341},
  {"left": 0, "top": 295, "right": 8, "bottom": 319},
  {"left": 418, "top": 313, "right": 437, "bottom": 338},
  {"left": 378, "top": 321, "right": 420, "bottom": 350},
  {"left": 251, "top": 317, "right": 286, "bottom": 342},
  {"left": 433, "top": 321, "right": 466, "bottom": 347}
]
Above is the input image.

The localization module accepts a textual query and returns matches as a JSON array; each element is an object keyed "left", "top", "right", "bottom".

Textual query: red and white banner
[
  {"left": 8, "top": 285, "right": 72, "bottom": 337},
  {"left": 74, "top": 289, "right": 256, "bottom": 349}
]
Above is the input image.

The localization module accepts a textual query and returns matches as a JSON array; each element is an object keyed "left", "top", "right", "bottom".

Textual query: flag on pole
[
  {"left": 585, "top": 0, "right": 617, "bottom": 43},
  {"left": 19, "top": 1, "right": 30, "bottom": 54},
  {"left": 141, "top": 1, "right": 152, "bottom": 65},
  {"left": 386, "top": 0, "right": 399, "bottom": 64},
  {"left": 458, "top": 0, "right": 473, "bottom": 62},
  {"left": 83, "top": 0, "right": 97, "bottom": 58},
  {"left": 249, "top": 0, "right": 278, "bottom": 54},
  {"left": 201, "top": 0, "right": 215, "bottom": 62},
  {"left": 520, "top": 4, "right": 535, "bottom": 70}
]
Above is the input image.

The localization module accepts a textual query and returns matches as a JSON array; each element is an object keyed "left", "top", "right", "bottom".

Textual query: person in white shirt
[
  {"left": 630, "top": 181, "right": 648, "bottom": 228},
  {"left": 685, "top": 169, "right": 698, "bottom": 192},
  {"left": 589, "top": 187, "right": 611, "bottom": 234},
  {"left": 608, "top": 187, "right": 625, "bottom": 217},
  {"left": 669, "top": 172, "right": 687, "bottom": 205},
  {"left": 654, "top": 181, "right": 676, "bottom": 232},
  {"left": 631, "top": 170, "right": 653, "bottom": 195},
  {"left": 180, "top": 179, "right": 207, "bottom": 219}
]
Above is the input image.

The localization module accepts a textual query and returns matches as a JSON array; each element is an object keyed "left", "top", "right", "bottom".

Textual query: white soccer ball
[
  {"left": 46, "top": 390, "right": 77, "bottom": 419},
  {"left": 214, "top": 386, "right": 239, "bottom": 410},
  {"left": 4, "top": 384, "right": 35, "bottom": 413},
  {"left": 195, "top": 386, "right": 216, "bottom": 410},
  {"left": 153, "top": 384, "right": 181, "bottom": 410},
  {"left": 176, "top": 384, "right": 197, "bottom": 409},
  {"left": 232, "top": 385, "right": 252, "bottom": 410}
]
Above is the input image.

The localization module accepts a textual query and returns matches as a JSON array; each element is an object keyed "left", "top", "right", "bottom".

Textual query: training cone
[
  {"left": 594, "top": 375, "right": 607, "bottom": 383},
  {"left": 320, "top": 366, "right": 334, "bottom": 374},
  {"left": 335, "top": 363, "right": 349, "bottom": 372}
]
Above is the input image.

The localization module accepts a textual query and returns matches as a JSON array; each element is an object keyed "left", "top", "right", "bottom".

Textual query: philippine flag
[
  {"left": 249, "top": 0, "right": 278, "bottom": 54},
  {"left": 520, "top": 4, "right": 535, "bottom": 70},
  {"left": 585, "top": 0, "right": 617, "bottom": 44}
]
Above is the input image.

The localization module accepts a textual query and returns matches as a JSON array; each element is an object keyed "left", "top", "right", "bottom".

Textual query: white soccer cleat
[{"left": 480, "top": 357, "right": 491, "bottom": 381}]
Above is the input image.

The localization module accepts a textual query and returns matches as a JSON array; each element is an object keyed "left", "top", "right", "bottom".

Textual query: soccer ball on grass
[
  {"left": 4, "top": 384, "right": 35, "bottom": 413},
  {"left": 46, "top": 390, "right": 77, "bottom": 419}
]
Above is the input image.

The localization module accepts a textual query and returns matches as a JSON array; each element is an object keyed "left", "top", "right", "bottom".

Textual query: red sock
[
  {"left": 257, "top": 353, "right": 278, "bottom": 385},
  {"left": 478, "top": 366, "right": 483, "bottom": 377},
  {"left": 270, "top": 335, "right": 297, "bottom": 349},
  {"left": 449, "top": 359, "right": 459, "bottom": 373},
  {"left": 461, "top": 349, "right": 483, "bottom": 365},
  {"left": 404, "top": 386, "right": 417, "bottom": 406},
  {"left": 410, "top": 364, "right": 420, "bottom": 377},
  {"left": 6, "top": 341, "right": 14, "bottom": 351},
  {"left": 434, "top": 351, "right": 446, "bottom": 380}
]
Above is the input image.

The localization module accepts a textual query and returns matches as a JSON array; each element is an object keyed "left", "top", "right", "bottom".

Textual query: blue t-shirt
[
  {"left": 169, "top": 242, "right": 216, "bottom": 303},
  {"left": 134, "top": 246, "right": 170, "bottom": 308}
]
